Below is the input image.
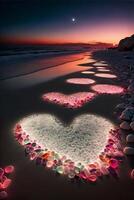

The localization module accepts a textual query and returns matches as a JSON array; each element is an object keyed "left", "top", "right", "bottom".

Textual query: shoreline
[
  {"left": 0, "top": 52, "right": 87, "bottom": 81},
  {"left": 0, "top": 53, "right": 93, "bottom": 90}
]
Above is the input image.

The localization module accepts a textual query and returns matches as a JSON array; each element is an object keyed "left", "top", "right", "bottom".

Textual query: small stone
[
  {"left": 79, "top": 171, "right": 87, "bottom": 179},
  {"left": 2, "top": 178, "right": 12, "bottom": 189},
  {"left": 68, "top": 171, "right": 75, "bottom": 179},
  {"left": 56, "top": 166, "right": 64, "bottom": 174},
  {"left": 46, "top": 160, "right": 54, "bottom": 168},
  {"left": 74, "top": 167, "right": 80, "bottom": 174},
  {"left": 116, "top": 103, "right": 126, "bottom": 111},
  {"left": 87, "top": 174, "right": 97, "bottom": 182},
  {"left": 41, "top": 152, "right": 51, "bottom": 160},
  {"left": 128, "top": 83, "right": 134, "bottom": 92},
  {"left": 120, "top": 107, "right": 134, "bottom": 121},
  {"left": 4, "top": 165, "right": 14, "bottom": 174},
  {"left": 0, "top": 168, "right": 4, "bottom": 177},
  {"left": 109, "top": 159, "right": 119, "bottom": 169},
  {"left": 30, "top": 152, "right": 37, "bottom": 160},
  {"left": 131, "top": 169, "right": 134, "bottom": 179},
  {"left": 0, "top": 191, "right": 8, "bottom": 199},
  {"left": 76, "top": 163, "right": 84, "bottom": 170},
  {"left": 120, "top": 121, "right": 131, "bottom": 130},
  {"left": 124, "top": 147, "right": 134, "bottom": 155},
  {"left": 130, "top": 121, "right": 134, "bottom": 130},
  {"left": 83, "top": 169, "right": 90, "bottom": 177},
  {"left": 126, "top": 134, "right": 134, "bottom": 142}
]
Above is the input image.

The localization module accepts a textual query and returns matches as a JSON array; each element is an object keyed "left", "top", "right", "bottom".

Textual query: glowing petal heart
[
  {"left": 96, "top": 67, "right": 107, "bottom": 69},
  {"left": 97, "top": 69, "right": 110, "bottom": 72},
  {"left": 16, "top": 114, "right": 113, "bottom": 164},
  {"left": 93, "top": 62, "right": 108, "bottom": 66},
  {"left": 14, "top": 114, "right": 123, "bottom": 180},
  {"left": 91, "top": 84, "right": 124, "bottom": 94},
  {"left": 95, "top": 73, "right": 117, "bottom": 78},
  {"left": 42, "top": 92, "right": 96, "bottom": 108},
  {"left": 66, "top": 78, "right": 95, "bottom": 85}
]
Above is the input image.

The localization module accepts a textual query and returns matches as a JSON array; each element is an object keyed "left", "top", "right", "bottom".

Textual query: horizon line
[{"left": 0, "top": 41, "right": 114, "bottom": 46}]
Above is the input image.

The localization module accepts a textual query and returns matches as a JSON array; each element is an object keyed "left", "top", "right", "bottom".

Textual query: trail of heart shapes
[{"left": 42, "top": 84, "right": 124, "bottom": 109}]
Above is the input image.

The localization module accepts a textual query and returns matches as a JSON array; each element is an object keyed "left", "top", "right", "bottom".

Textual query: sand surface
[{"left": 1, "top": 50, "right": 134, "bottom": 200}]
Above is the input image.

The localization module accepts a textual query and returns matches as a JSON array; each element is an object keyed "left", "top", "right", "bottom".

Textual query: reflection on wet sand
[{"left": 1, "top": 54, "right": 94, "bottom": 90}]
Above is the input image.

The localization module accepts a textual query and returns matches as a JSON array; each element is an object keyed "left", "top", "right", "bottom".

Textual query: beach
[{"left": 1, "top": 49, "right": 134, "bottom": 200}]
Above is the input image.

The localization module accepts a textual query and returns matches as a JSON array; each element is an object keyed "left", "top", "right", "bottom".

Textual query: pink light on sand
[
  {"left": 42, "top": 92, "right": 96, "bottom": 108},
  {"left": 95, "top": 73, "right": 117, "bottom": 78},
  {"left": 91, "top": 84, "right": 124, "bottom": 94},
  {"left": 96, "top": 67, "right": 107, "bottom": 69},
  {"left": 81, "top": 71, "right": 95, "bottom": 74},
  {"left": 97, "top": 69, "right": 110, "bottom": 72},
  {"left": 66, "top": 78, "right": 95, "bottom": 85},
  {"left": 93, "top": 62, "right": 108, "bottom": 67}
]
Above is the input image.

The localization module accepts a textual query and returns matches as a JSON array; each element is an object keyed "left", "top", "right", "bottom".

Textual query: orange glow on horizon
[
  {"left": 0, "top": 36, "right": 116, "bottom": 45},
  {"left": 1, "top": 22, "right": 134, "bottom": 45}
]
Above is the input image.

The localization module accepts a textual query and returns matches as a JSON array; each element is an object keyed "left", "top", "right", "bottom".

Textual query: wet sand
[
  {"left": 0, "top": 51, "right": 134, "bottom": 200},
  {"left": 0, "top": 52, "right": 85, "bottom": 80}
]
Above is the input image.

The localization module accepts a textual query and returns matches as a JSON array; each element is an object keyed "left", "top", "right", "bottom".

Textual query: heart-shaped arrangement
[
  {"left": 66, "top": 78, "right": 95, "bottom": 85},
  {"left": 97, "top": 69, "right": 110, "bottom": 72},
  {"left": 93, "top": 63, "right": 108, "bottom": 67},
  {"left": 42, "top": 92, "right": 96, "bottom": 109},
  {"left": 95, "top": 73, "right": 117, "bottom": 78},
  {"left": 96, "top": 67, "right": 108, "bottom": 69},
  {"left": 14, "top": 113, "right": 123, "bottom": 182},
  {"left": 91, "top": 84, "right": 124, "bottom": 94},
  {"left": 42, "top": 84, "right": 124, "bottom": 109}
]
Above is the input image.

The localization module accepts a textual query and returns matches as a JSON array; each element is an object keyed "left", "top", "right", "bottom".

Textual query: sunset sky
[{"left": 0, "top": 0, "right": 134, "bottom": 45}]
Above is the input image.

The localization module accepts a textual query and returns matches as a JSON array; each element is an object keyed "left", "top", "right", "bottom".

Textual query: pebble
[
  {"left": 131, "top": 116, "right": 134, "bottom": 121},
  {"left": 68, "top": 172, "right": 75, "bottom": 179},
  {"left": 0, "top": 169, "right": 4, "bottom": 178},
  {"left": 120, "top": 107, "right": 134, "bottom": 121},
  {"left": 0, "top": 191, "right": 8, "bottom": 199},
  {"left": 120, "top": 121, "right": 131, "bottom": 130},
  {"left": 46, "top": 160, "right": 54, "bottom": 168},
  {"left": 2, "top": 178, "right": 12, "bottom": 189},
  {"left": 128, "top": 83, "right": 134, "bottom": 92},
  {"left": 87, "top": 174, "right": 97, "bottom": 182},
  {"left": 130, "top": 121, "right": 134, "bottom": 130},
  {"left": 126, "top": 134, "right": 134, "bottom": 142},
  {"left": 131, "top": 169, "right": 134, "bottom": 179},
  {"left": 124, "top": 147, "right": 134, "bottom": 155},
  {"left": 119, "top": 113, "right": 130, "bottom": 121},
  {"left": 109, "top": 159, "right": 119, "bottom": 169},
  {"left": 4, "top": 165, "right": 14, "bottom": 174},
  {"left": 79, "top": 171, "right": 87, "bottom": 179},
  {"left": 56, "top": 166, "right": 64, "bottom": 174},
  {"left": 116, "top": 103, "right": 126, "bottom": 111}
]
